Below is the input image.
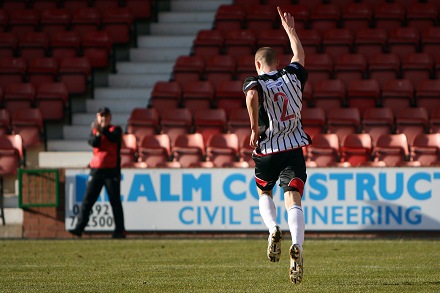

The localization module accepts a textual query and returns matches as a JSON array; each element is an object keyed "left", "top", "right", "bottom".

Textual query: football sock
[
  {"left": 259, "top": 194, "right": 278, "bottom": 232},
  {"left": 288, "top": 205, "right": 305, "bottom": 248}
]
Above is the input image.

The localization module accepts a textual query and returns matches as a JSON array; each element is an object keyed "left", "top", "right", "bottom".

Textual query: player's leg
[
  {"left": 71, "top": 172, "right": 104, "bottom": 236},
  {"left": 104, "top": 171, "right": 126, "bottom": 238}
]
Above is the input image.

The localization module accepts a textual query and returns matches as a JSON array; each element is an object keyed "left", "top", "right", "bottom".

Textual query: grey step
[
  {"left": 171, "top": 0, "right": 232, "bottom": 12},
  {"left": 39, "top": 150, "right": 92, "bottom": 166},
  {"left": 130, "top": 47, "right": 190, "bottom": 62},
  {"left": 150, "top": 22, "right": 213, "bottom": 36},
  {"left": 137, "top": 35, "right": 195, "bottom": 48},
  {"left": 158, "top": 12, "right": 216, "bottom": 23},
  {"left": 108, "top": 73, "right": 170, "bottom": 88},
  {"left": 116, "top": 62, "right": 174, "bottom": 74},
  {"left": 72, "top": 113, "right": 130, "bottom": 126},
  {"left": 93, "top": 87, "right": 152, "bottom": 100},
  {"left": 86, "top": 99, "right": 148, "bottom": 114}
]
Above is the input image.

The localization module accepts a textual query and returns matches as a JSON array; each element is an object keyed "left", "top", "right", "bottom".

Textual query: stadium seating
[
  {"left": 40, "top": 8, "right": 72, "bottom": 38},
  {"left": 346, "top": 79, "right": 380, "bottom": 115},
  {"left": 340, "top": 133, "right": 373, "bottom": 167},
  {"left": 304, "top": 53, "right": 333, "bottom": 88},
  {"left": 172, "top": 55, "right": 205, "bottom": 84},
  {"left": 0, "top": 134, "right": 24, "bottom": 178},
  {"left": 257, "top": 28, "right": 288, "bottom": 56},
  {"left": 322, "top": 28, "right": 354, "bottom": 60},
  {"left": 81, "top": 30, "right": 113, "bottom": 68},
  {"left": 50, "top": 30, "right": 81, "bottom": 62},
  {"left": 415, "top": 80, "right": 440, "bottom": 116},
  {"left": 0, "top": 109, "right": 11, "bottom": 136},
  {"left": 312, "top": 79, "right": 345, "bottom": 114},
  {"left": 204, "top": 54, "right": 236, "bottom": 89},
  {"left": 421, "top": 27, "right": 440, "bottom": 58},
  {"left": 36, "top": 82, "right": 69, "bottom": 121},
  {"left": 327, "top": 107, "right": 361, "bottom": 144},
  {"left": 71, "top": 7, "right": 101, "bottom": 37},
  {"left": 224, "top": 29, "right": 257, "bottom": 61},
  {"left": 9, "top": 9, "right": 40, "bottom": 35},
  {"left": 295, "top": 28, "right": 321, "bottom": 56},
  {"left": 126, "top": 108, "right": 159, "bottom": 142},
  {"left": 193, "top": 108, "right": 227, "bottom": 145},
  {"left": 214, "top": 4, "right": 246, "bottom": 33},
  {"left": 381, "top": 79, "right": 414, "bottom": 116},
  {"left": 301, "top": 107, "right": 326, "bottom": 140},
  {"left": 367, "top": 53, "right": 401, "bottom": 89},
  {"left": 238, "top": 134, "right": 255, "bottom": 167},
  {"left": 354, "top": 28, "right": 387, "bottom": 60},
  {"left": 227, "top": 107, "right": 250, "bottom": 148},
  {"left": 149, "top": 81, "right": 182, "bottom": 110},
  {"left": 120, "top": 133, "right": 138, "bottom": 167},
  {"left": 410, "top": 133, "right": 440, "bottom": 167},
  {"left": 0, "top": 32, "right": 18, "bottom": 59},
  {"left": 306, "top": 133, "right": 340, "bottom": 167},
  {"left": 159, "top": 108, "right": 193, "bottom": 146},
  {"left": 17, "top": 31, "right": 49, "bottom": 63},
  {"left": 309, "top": 3, "right": 340, "bottom": 33},
  {"left": 361, "top": 107, "right": 395, "bottom": 146},
  {"left": 28, "top": 57, "right": 58, "bottom": 88},
  {"left": 430, "top": 107, "right": 440, "bottom": 133},
  {"left": 124, "top": 0, "right": 153, "bottom": 20},
  {"left": 138, "top": 134, "right": 171, "bottom": 167},
  {"left": 279, "top": 4, "right": 309, "bottom": 30},
  {"left": 374, "top": 1, "right": 405, "bottom": 34},
  {"left": 236, "top": 54, "right": 255, "bottom": 82},
  {"left": 395, "top": 107, "right": 429, "bottom": 145},
  {"left": 388, "top": 27, "right": 420, "bottom": 60},
  {"left": 245, "top": 4, "right": 277, "bottom": 31},
  {"left": 406, "top": 1, "right": 438, "bottom": 32},
  {"left": 334, "top": 53, "right": 367, "bottom": 89},
  {"left": 58, "top": 57, "right": 91, "bottom": 94},
  {"left": 172, "top": 133, "right": 206, "bottom": 168},
  {"left": 206, "top": 133, "right": 239, "bottom": 167},
  {"left": 341, "top": 2, "right": 373, "bottom": 31},
  {"left": 4, "top": 82, "right": 36, "bottom": 115},
  {"left": 0, "top": 58, "right": 27, "bottom": 89},
  {"left": 373, "top": 133, "right": 410, "bottom": 167},
  {"left": 101, "top": 7, "right": 133, "bottom": 45},
  {"left": 401, "top": 52, "right": 434, "bottom": 89},
  {"left": 182, "top": 80, "right": 215, "bottom": 114},
  {"left": 214, "top": 80, "right": 244, "bottom": 116},
  {"left": 11, "top": 107, "right": 44, "bottom": 149},
  {"left": 192, "top": 29, "right": 224, "bottom": 62}
]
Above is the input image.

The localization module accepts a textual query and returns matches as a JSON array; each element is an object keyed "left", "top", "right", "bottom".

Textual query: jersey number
[{"left": 274, "top": 92, "right": 295, "bottom": 122}]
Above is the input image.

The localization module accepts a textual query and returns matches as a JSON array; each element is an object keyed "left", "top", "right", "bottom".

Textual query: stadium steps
[{"left": 45, "top": 0, "right": 232, "bottom": 162}]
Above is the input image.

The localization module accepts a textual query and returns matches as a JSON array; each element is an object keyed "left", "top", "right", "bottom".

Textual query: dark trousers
[{"left": 75, "top": 168, "right": 125, "bottom": 233}]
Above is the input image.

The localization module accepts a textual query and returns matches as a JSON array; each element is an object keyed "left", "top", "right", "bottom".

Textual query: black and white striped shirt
[{"left": 243, "top": 62, "right": 311, "bottom": 155}]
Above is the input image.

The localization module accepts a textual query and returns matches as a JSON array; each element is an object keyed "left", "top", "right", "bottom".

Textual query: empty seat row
[
  {"left": 121, "top": 132, "right": 254, "bottom": 169},
  {"left": 306, "top": 132, "right": 440, "bottom": 167},
  {"left": 0, "top": 0, "right": 153, "bottom": 20},
  {"left": 215, "top": 2, "right": 439, "bottom": 33}
]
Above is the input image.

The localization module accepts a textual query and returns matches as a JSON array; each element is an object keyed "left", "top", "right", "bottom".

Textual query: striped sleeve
[{"left": 243, "top": 76, "right": 258, "bottom": 94}]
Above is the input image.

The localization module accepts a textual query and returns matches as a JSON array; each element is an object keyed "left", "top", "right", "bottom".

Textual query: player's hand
[
  {"left": 277, "top": 6, "right": 295, "bottom": 31},
  {"left": 249, "top": 129, "right": 260, "bottom": 148}
]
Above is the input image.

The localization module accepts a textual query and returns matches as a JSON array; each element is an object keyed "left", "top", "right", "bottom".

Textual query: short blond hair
[{"left": 255, "top": 47, "right": 277, "bottom": 67}]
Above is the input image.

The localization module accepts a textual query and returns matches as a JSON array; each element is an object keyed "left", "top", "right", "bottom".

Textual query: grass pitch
[{"left": 0, "top": 238, "right": 439, "bottom": 292}]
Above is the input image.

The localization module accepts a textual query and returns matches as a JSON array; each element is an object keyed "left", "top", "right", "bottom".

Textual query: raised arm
[{"left": 277, "top": 6, "right": 305, "bottom": 66}]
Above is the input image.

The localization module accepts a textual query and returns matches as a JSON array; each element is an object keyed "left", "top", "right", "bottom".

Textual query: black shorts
[{"left": 252, "top": 148, "right": 307, "bottom": 195}]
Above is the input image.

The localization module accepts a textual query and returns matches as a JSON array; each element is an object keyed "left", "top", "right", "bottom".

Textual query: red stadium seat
[
  {"left": 94, "top": 0, "right": 120, "bottom": 13},
  {"left": 421, "top": 27, "right": 440, "bottom": 58},
  {"left": 81, "top": 30, "right": 113, "bottom": 68},
  {"left": 401, "top": 52, "right": 434, "bottom": 89},
  {"left": 415, "top": 80, "right": 440, "bottom": 117},
  {"left": 182, "top": 80, "right": 215, "bottom": 114},
  {"left": 257, "top": 28, "right": 288, "bottom": 56},
  {"left": 246, "top": 4, "right": 277, "bottom": 31},
  {"left": 309, "top": 3, "right": 340, "bottom": 33},
  {"left": 101, "top": 7, "right": 133, "bottom": 44},
  {"left": 58, "top": 57, "right": 91, "bottom": 95},
  {"left": 410, "top": 133, "right": 440, "bottom": 167},
  {"left": 126, "top": 107, "right": 159, "bottom": 142},
  {"left": 40, "top": 8, "right": 71, "bottom": 38},
  {"left": 305, "top": 53, "right": 333, "bottom": 88},
  {"left": 322, "top": 28, "right": 354, "bottom": 60},
  {"left": 0, "top": 32, "right": 18, "bottom": 59},
  {"left": 63, "top": 0, "right": 90, "bottom": 13},
  {"left": 374, "top": 1, "right": 405, "bottom": 34},
  {"left": 206, "top": 133, "right": 239, "bottom": 167},
  {"left": 295, "top": 28, "right": 321, "bottom": 56},
  {"left": 17, "top": 31, "right": 49, "bottom": 63},
  {"left": 0, "top": 57, "right": 27, "bottom": 89},
  {"left": 236, "top": 54, "right": 255, "bottom": 82},
  {"left": 9, "top": 9, "right": 40, "bottom": 35},
  {"left": 36, "top": 82, "right": 69, "bottom": 121},
  {"left": 172, "top": 133, "right": 205, "bottom": 168},
  {"left": 340, "top": 133, "right": 373, "bottom": 166},
  {"left": 334, "top": 53, "right": 368, "bottom": 89},
  {"left": 406, "top": 1, "right": 438, "bottom": 32},
  {"left": 313, "top": 79, "right": 345, "bottom": 114},
  {"left": 192, "top": 29, "right": 224, "bottom": 62},
  {"left": 341, "top": 2, "right": 373, "bottom": 31},
  {"left": 149, "top": 81, "right": 182, "bottom": 110},
  {"left": 50, "top": 30, "right": 81, "bottom": 62},
  {"left": 214, "top": 80, "right": 244, "bottom": 116},
  {"left": 4, "top": 83, "right": 36, "bottom": 116},
  {"left": 32, "top": 0, "right": 58, "bottom": 13},
  {"left": 381, "top": 79, "right": 414, "bottom": 116},
  {"left": 368, "top": 53, "right": 400, "bottom": 89},
  {"left": 388, "top": 27, "right": 420, "bottom": 60},
  {"left": 281, "top": 4, "right": 309, "bottom": 30},
  {"left": 124, "top": 0, "right": 153, "bottom": 20},
  {"left": 224, "top": 29, "right": 257, "bottom": 61},
  {"left": 395, "top": 107, "right": 429, "bottom": 145},
  {"left": 0, "top": 109, "right": 11, "bottom": 136},
  {"left": 214, "top": 4, "right": 245, "bottom": 33},
  {"left": 361, "top": 107, "right": 395, "bottom": 146},
  {"left": 28, "top": 57, "right": 58, "bottom": 88},
  {"left": 193, "top": 108, "right": 227, "bottom": 145},
  {"left": 301, "top": 107, "right": 326, "bottom": 139},
  {"left": 239, "top": 134, "right": 255, "bottom": 167},
  {"left": 354, "top": 28, "right": 387, "bottom": 60},
  {"left": 430, "top": 107, "right": 440, "bottom": 133},
  {"left": 327, "top": 107, "right": 361, "bottom": 143},
  {"left": 227, "top": 107, "right": 250, "bottom": 148},
  {"left": 71, "top": 7, "right": 101, "bottom": 37},
  {"left": 204, "top": 54, "right": 236, "bottom": 89},
  {"left": 1, "top": 0, "right": 27, "bottom": 14},
  {"left": 11, "top": 107, "right": 44, "bottom": 148},
  {"left": 306, "top": 133, "right": 340, "bottom": 167},
  {"left": 0, "top": 134, "right": 24, "bottom": 177},
  {"left": 373, "top": 133, "right": 409, "bottom": 167},
  {"left": 120, "top": 133, "right": 138, "bottom": 167},
  {"left": 138, "top": 134, "right": 171, "bottom": 167},
  {"left": 159, "top": 108, "right": 192, "bottom": 146},
  {"left": 346, "top": 79, "right": 380, "bottom": 115},
  {"left": 172, "top": 55, "right": 205, "bottom": 84}
]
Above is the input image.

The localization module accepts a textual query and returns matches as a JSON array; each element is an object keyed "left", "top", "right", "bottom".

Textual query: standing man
[
  {"left": 70, "top": 107, "right": 126, "bottom": 239},
  {"left": 243, "top": 6, "right": 310, "bottom": 284}
]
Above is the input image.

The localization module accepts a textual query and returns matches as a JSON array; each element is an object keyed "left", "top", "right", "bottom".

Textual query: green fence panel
[{"left": 18, "top": 169, "right": 59, "bottom": 208}]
